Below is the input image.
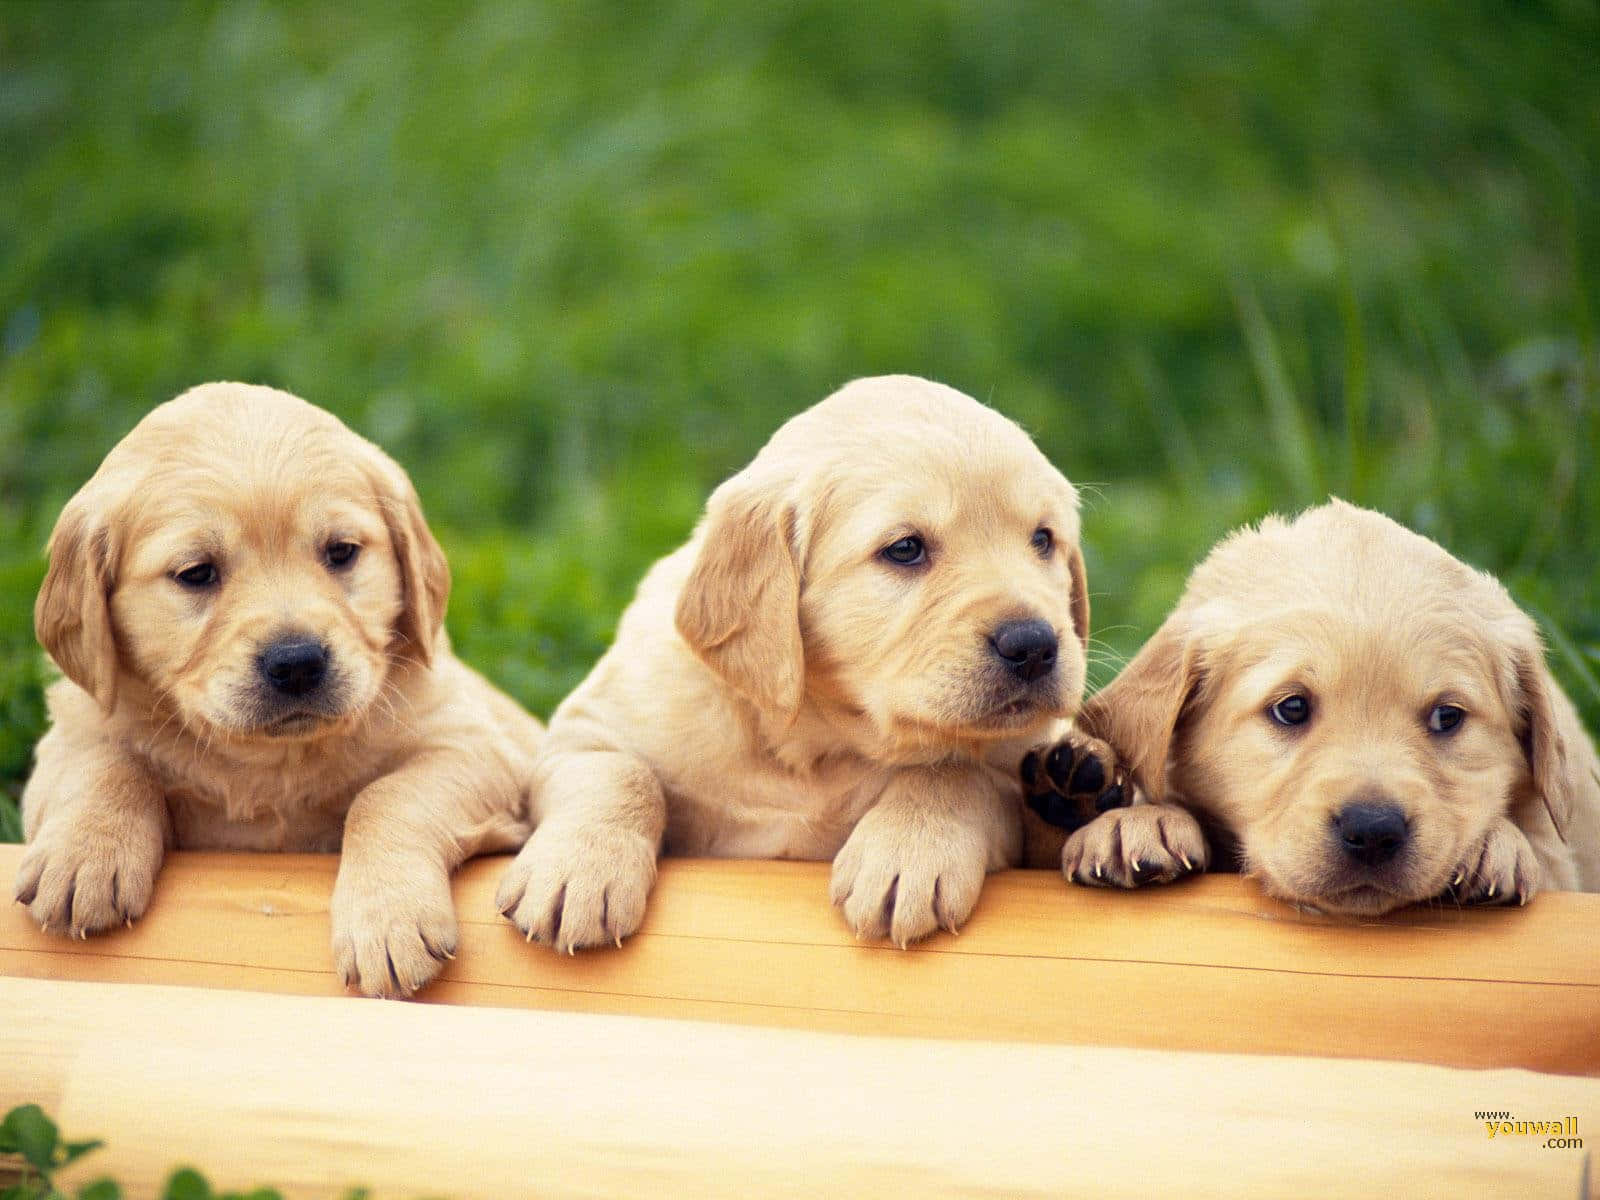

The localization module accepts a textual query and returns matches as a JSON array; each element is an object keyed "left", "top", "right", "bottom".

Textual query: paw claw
[
  {"left": 499, "top": 825, "right": 656, "bottom": 953},
  {"left": 1444, "top": 819, "right": 1540, "bottom": 908},
  {"left": 1024, "top": 729, "right": 1141, "bottom": 833},
  {"left": 1061, "top": 804, "right": 1209, "bottom": 890},
  {"left": 831, "top": 805, "right": 988, "bottom": 943}
]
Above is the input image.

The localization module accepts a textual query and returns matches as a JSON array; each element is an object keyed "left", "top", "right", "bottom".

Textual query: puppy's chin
[
  {"left": 194, "top": 703, "right": 360, "bottom": 743},
  {"left": 889, "top": 686, "right": 1069, "bottom": 749},
  {"left": 176, "top": 674, "right": 381, "bottom": 745},
  {"left": 1290, "top": 882, "right": 1413, "bottom": 917},
  {"left": 251, "top": 709, "right": 350, "bottom": 740},
  {"left": 968, "top": 676, "right": 1074, "bottom": 733},
  {"left": 960, "top": 697, "right": 1064, "bottom": 738},
  {"left": 1250, "top": 852, "right": 1437, "bottom": 917}
]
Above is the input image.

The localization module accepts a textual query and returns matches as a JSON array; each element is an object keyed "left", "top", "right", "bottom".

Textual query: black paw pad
[
  {"left": 1095, "top": 784, "right": 1126, "bottom": 813},
  {"left": 1020, "top": 750, "right": 1043, "bottom": 791},
  {"left": 1028, "top": 791, "right": 1087, "bottom": 832},
  {"left": 1068, "top": 754, "right": 1105, "bottom": 795},
  {"left": 1045, "top": 743, "right": 1075, "bottom": 790},
  {"left": 1130, "top": 859, "right": 1161, "bottom": 882}
]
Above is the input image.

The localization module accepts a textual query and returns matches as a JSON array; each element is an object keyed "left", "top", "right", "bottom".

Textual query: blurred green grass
[{"left": 2, "top": 0, "right": 1597, "bottom": 835}]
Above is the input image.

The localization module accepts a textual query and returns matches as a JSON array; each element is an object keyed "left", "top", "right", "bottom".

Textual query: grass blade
[{"left": 1232, "top": 280, "right": 1323, "bottom": 506}]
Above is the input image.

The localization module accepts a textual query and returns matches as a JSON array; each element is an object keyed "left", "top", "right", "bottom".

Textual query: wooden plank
[
  {"left": 1, "top": 976, "right": 1594, "bottom": 1200},
  {"left": 3, "top": 846, "right": 1598, "bottom": 1073}
]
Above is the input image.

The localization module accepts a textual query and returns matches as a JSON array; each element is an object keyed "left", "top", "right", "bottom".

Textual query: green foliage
[
  {"left": 1, "top": 1, "right": 1596, "bottom": 828},
  {"left": 1, "top": 1104, "right": 111, "bottom": 1200},
  {"left": 0, "top": 1105, "right": 379, "bottom": 1200}
]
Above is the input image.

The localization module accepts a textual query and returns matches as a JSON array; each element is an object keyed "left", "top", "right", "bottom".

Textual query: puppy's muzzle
[
  {"left": 989, "top": 619, "right": 1057, "bottom": 683},
  {"left": 258, "top": 636, "right": 331, "bottom": 698},
  {"left": 1333, "top": 799, "right": 1410, "bottom": 867}
]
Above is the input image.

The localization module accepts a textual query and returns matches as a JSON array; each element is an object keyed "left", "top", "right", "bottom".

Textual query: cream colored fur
[
  {"left": 1059, "top": 500, "right": 1600, "bottom": 913},
  {"left": 497, "top": 375, "right": 1089, "bottom": 949},
  {"left": 18, "top": 382, "right": 541, "bottom": 996}
]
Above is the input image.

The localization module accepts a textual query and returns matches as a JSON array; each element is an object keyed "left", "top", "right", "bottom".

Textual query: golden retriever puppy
[
  {"left": 1023, "top": 500, "right": 1600, "bottom": 915},
  {"left": 496, "top": 375, "right": 1091, "bottom": 949},
  {"left": 17, "top": 382, "right": 540, "bottom": 997}
]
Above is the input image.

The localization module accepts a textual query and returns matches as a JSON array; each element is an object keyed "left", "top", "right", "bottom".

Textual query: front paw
[
  {"left": 1021, "top": 730, "right": 1136, "bottom": 834},
  {"left": 1446, "top": 818, "right": 1540, "bottom": 906},
  {"left": 330, "top": 866, "right": 458, "bottom": 999},
  {"left": 13, "top": 821, "right": 164, "bottom": 937},
  {"left": 494, "top": 823, "right": 658, "bottom": 953},
  {"left": 829, "top": 806, "right": 987, "bottom": 947},
  {"left": 1062, "top": 804, "right": 1209, "bottom": 888}
]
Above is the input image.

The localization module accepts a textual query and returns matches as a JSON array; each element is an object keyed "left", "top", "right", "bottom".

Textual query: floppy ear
[
  {"left": 675, "top": 474, "right": 803, "bottom": 724},
  {"left": 1513, "top": 642, "right": 1574, "bottom": 841},
  {"left": 35, "top": 494, "right": 121, "bottom": 711},
  {"left": 365, "top": 450, "right": 450, "bottom": 668},
  {"left": 1077, "top": 612, "right": 1200, "bottom": 804},
  {"left": 1066, "top": 545, "right": 1090, "bottom": 651}
]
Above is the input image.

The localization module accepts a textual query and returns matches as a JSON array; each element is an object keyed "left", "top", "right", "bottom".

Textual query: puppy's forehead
[
  {"left": 133, "top": 391, "right": 353, "bottom": 473},
  {"left": 1192, "top": 501, "right": 1521, "bottom": 631},
  {"left": 106, "top": 387, "right": 388, "bottom": 568},
  {"left": 767, "top": 375, "right": 1079, "bottom": 529},
  {"left": 1220, "top": 612, "right": 1504, "bottom": 705},
  {"left": 102, "top": 383, "right": 380, "bottom": 516},
  {"left": 774, "top": 375, "right": 1044, "bottom": 460},
  {"left": 826, "top": 456, "right": 1075, "bottom": 536},
  {"left": 126, "top": 481, "right": 382, "bottom": 566}
]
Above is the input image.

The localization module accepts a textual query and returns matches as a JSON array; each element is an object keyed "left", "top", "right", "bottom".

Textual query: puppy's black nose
[
  {"left": 1335, "top": 802, "right": 1409, "bottom": 867},
  {"left": 259, "top": 638, "right": 330, "bottom": 697},
  {"left": 990, "top": 619, "right": 1058, "bottom": 683}
]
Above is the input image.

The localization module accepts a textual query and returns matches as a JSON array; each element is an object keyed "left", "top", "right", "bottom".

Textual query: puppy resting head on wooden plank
[{"left": 1027, "top": 500, "right": 1600, "bottom": 915}]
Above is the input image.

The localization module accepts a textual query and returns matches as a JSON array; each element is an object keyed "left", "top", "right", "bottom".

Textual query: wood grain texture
[
  {"left": 2, "top": 975, "right": 1595, "bottom": 1200},
  {"left": 3, "top": 846, "right": 1597, "bottom": 1074}
]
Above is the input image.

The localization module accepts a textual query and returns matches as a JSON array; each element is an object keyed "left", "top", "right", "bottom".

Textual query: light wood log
[
  {"left": 1, "top": 975, "right": 1595, "bottom": 1199},
  {"left": 3, "top": 847, "right": 1597, "bottom": 1074}
]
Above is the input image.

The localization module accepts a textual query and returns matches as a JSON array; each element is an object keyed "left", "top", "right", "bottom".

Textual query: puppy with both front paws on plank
[
  {"left": 1024, "top": 500, "right": 1600, "bottom": 914},
  {"left": 17, "top": 383, "right": 541, "bottom": 997},
  {"left": 497, "top": 375, "right": 1093, "bottom": 949}
]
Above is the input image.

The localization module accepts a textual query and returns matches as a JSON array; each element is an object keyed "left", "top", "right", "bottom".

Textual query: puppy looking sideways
[
  {"left": 17, "top": 383, "right": 540, "bottom": 997},
  {"left": 1026, "top": 501, "right": 1600, "bottom": 914},
  {"left": 497, "top": 375, "right": 1091, "bottom": 949}
]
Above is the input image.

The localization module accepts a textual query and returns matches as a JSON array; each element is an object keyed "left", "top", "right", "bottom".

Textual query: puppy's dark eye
[
  {"left": 325, "top": 541, "right": 361, "bottom": 569},
  {"left": 1427, "top": 704, "right": 1465, "bottom": 735},
  {"left": 173, "top": 562, "right": 219, "bottom": 589},
  {"left": 1269, "top": 695, "right": 1312, "bottom": 727},
  {"left": 1031, "top": 527, "right": 1054, "bottom": 557},
  {"left": 881, "top": 536, "right": 926, "bottom": 567}
]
